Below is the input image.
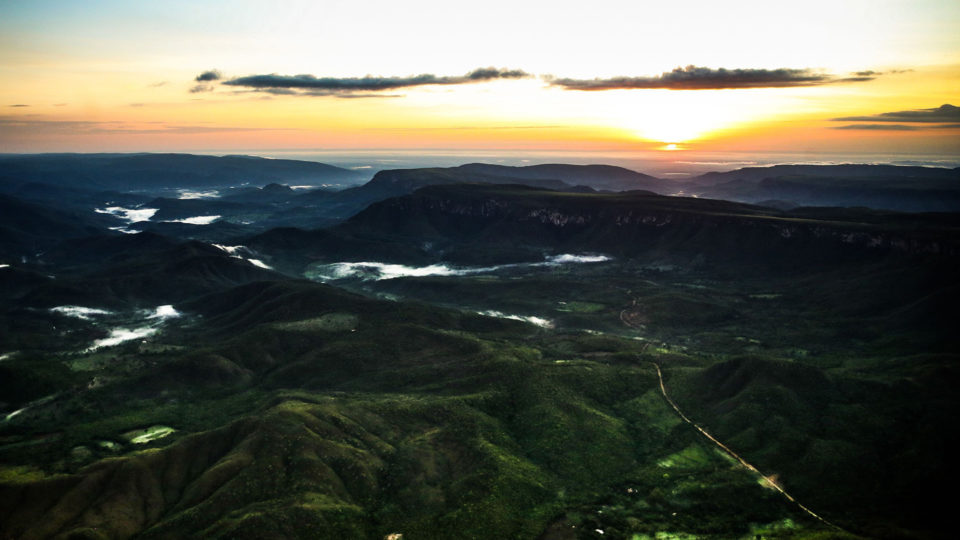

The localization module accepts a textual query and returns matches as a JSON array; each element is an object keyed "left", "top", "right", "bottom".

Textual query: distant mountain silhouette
[
  {"left": 0, "top": 153, "right": 366, "bottom": 191},
  {"left": 683, "top": 164, "right": 960, "bottom": 212},
  {"left": 455, "top": 163, "right": 664, "bottom": 192},
  {"left": 0, "top": 194, "right": 107, "bottom": 261},
  {"left": 248, "top": 182, "right": 960, "bottom": 272},
  {"left": 290, "top": 163, "right": 668, "bottom": 222}
]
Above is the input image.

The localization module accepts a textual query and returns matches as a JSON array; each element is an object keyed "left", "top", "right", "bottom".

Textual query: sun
[
  {"left": 598, "top": 88, "right": 796, "bottom": 149},
  {"left": 604, "top": 90, "right": 726, "bottom": 145},
  {"left": 629, "top": 107, "right": 712, "bottom": 144}
]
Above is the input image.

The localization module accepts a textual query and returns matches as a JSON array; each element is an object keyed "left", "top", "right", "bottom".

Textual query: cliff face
[{"left": 346, "top": 187, "right": 960, "bottom": 263}]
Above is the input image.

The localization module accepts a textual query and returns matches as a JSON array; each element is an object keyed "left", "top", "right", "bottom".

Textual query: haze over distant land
[{"left": 228, "top": 148, "right": 960, "bottom": 178}]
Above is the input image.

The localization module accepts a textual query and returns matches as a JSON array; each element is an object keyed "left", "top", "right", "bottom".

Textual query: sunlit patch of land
[{"left": 123, "top": 425, "right": 176, "bottom": 445}]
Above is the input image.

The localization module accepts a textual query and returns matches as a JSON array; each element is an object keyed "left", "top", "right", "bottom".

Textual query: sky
[{"left": 1, "top": 0, "right": 958, "bottom": 164}]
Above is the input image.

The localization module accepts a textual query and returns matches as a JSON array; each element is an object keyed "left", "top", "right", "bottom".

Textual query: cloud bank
[
  {"left": 192, "top": 65, "right": 888, "bottom": 97},
  {"left": 546, "top": 65, "right": 875, "bottom": 91},
  {"left": 216, "top": 67, "right": 531, "bottom": 97}
]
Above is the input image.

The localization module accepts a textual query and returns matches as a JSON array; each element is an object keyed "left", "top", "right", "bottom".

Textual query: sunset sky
[{"left": 1, "top": 0, "right": 958, "bottom": 162}]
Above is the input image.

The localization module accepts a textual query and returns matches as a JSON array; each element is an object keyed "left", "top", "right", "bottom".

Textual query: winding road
[
  {"left": 648, "top": 360, "right": 843, "bottom": 531},
  {"left": 620, "top": 289, "right": 843, "bottom": 531}
]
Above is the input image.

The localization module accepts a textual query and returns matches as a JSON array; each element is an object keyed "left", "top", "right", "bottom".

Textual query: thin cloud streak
[
  {"left": 0, "top": 117, "right": 291, "bottom": 135},
  {"left": 852, "top": 69, "right": 912, "bottom": 77},
  {"left": 832, "top": 123, "right": 960, "bottom": 131},
  {"left": 546, "top": 65, "right": 877, "bottom": 90},
  {"left": 233, "top": 88, "right": 403, "bottom": 99},
  {"left": 833, "top": 104, "right": 960, "bottom": 123},
  {"left": 190, "top": 84, "right": 215, "bottom": 94},
  {"left": 832, "top": 124, "right": 921, "bottom": 131},
  {"left": 371, "top": 125, "right": 571, "bottom": 131}
]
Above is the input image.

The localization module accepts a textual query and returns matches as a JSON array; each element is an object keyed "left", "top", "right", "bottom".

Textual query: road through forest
[
  {"left": 648, "top": 360, "right": 843, "bottom": 532},
  {"left": 620, "top": 293, "right": 843, "bottom": 531}
]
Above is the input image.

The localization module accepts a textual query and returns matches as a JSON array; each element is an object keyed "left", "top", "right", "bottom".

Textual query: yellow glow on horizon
[
  {"left": 1, "top": 55, "right": 958, "bottom": 157},
  {"left": 584, "top": 87, "right": 829, "bottom": 147},
  {"left": 1, "top": 0, "right": 959, "bottom": 156}
]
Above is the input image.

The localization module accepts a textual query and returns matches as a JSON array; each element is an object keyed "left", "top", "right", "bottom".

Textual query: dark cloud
[
  {"left": 832, "top": 124, "right": 921, "bottom": 131},
  {"left": 191, "top": 65, "right": 885, "bottom": 97},
  {"left": 195, "top": 70, "right": 222, "bottom": 82},
  {"left": 465, "top": 67, "right": 529, "bottom": 80},
  {"left": 8, "top": 104, "right": 29, "bottom": 107},
  {"left": 148, "top": 81, "right": 168, "bottom": 88},
  {"left": 190, "top": 83, "right": 215, "bottom": 94},
  {"left": 833, "top": 123, "right": 960, "bottom": 131},
  {"left": 833, "top": 104, "right": 960, "bottom": 123},
  {"left": 218, "top": 67, "right": 531, "bottom": 96},
  {"left": 547, "top": 65, "right": 877, "bottom": 90},
  {"left": 189, "top": 70, "right": 222, "bottom": 93}
]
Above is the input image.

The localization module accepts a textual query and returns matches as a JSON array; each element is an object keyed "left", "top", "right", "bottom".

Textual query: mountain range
[{"left": 0, "top": 153, "right": 957, "bottom": 539}]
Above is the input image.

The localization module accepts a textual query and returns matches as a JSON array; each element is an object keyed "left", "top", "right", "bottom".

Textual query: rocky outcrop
[{"left": 352, "top": 187, "right": 960, "bottom": 260}]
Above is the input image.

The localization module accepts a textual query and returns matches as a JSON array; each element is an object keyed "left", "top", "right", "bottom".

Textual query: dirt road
[{"left": 648, "top": 361, "right": 843, "bottom": 531}]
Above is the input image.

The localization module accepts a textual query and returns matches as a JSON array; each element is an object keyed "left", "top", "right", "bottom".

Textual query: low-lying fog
[
  {"left": 49, "top": 304, "right": 183, "bottom": 351},
  {"left": 307, "top": 253, "right": 612, "bottom": 282}
]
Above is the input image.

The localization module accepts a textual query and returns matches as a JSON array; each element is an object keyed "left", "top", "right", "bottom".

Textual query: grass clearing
[
  {"left": 0, "top": 465, "right": 48, "bottom": 483},
  {"left": 657, "top": 444, "right": 718, "bottom": 470},
  {"left": 272, "top": 313, "right": 359, "bottom": 333}
]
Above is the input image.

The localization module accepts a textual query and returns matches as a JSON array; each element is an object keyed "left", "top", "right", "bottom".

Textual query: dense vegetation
[{"left": 0, "top": 155, "right": 957, "bottom": 539}]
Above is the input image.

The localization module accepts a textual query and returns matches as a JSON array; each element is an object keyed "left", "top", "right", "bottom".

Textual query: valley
[{"left": 0, "top": 154, "right": 957, "bottom": 539}]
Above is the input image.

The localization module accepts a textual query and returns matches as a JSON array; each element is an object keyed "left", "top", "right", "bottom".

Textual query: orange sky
[{"left": 1, "top": 1, "right": 958, "bottom": 160}]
